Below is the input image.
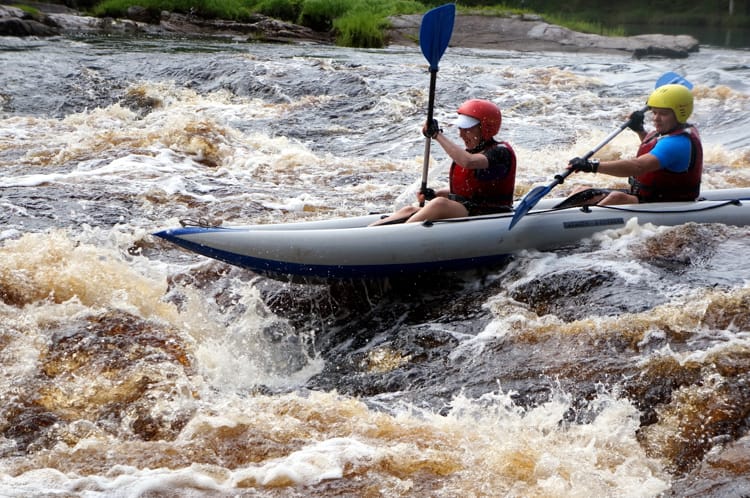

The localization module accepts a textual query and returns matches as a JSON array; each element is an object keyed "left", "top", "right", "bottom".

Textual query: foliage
[
  {"left": 456, "top": 4, "right": 533, "bottom": 17},
  {"left": 91, "top": 0, "right": 254, "bottom": 20},
  {"left": 296, "top": 0, "right": 423, "bottom": 47},
  {"left": 11, "top": 4, "right": 42, "bottom": 18},
  {"left": 253, "top": 0, "right": 304, "bottom": 22},
  {"left": 64, "top": 0, "right": 100, "bottom": 9},
  {"left": 543, "top": 13, "right": 625, "bottom": 36},
  {"left": 297, "top": 0, "right": 350, "bottom": 32},
  {"left": 333, "top": 9, "right": 386, "bottom": 47}
]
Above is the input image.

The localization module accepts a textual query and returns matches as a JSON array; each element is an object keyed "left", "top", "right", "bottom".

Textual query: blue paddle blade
[
  {"left": 508, "top": 185, "right": 549, "bottom": 229},
  {"left": 419, "top": 3, "right": 455, "bottom": 71},
  {"left": 655, "top": 71, "right": 693, "bottom": 89}
]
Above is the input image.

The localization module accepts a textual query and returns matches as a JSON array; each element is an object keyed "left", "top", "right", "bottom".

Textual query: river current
[{"left": 1, "top": 32, "right": 750, "bottom": 497}]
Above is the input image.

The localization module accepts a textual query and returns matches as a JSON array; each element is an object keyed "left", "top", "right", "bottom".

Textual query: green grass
[
  {"left": 331, "top": 0, "right": 424, "bottom": 47},
  {"left": 334, "top": 9, "right": 386, "bottom": 47},
  {"left": 11, "top": 4, "right": 43, "bottom": 18},
  {"left": 543, "top": 13, "right": 626, "bottom": 36},
  {"left": 253, "top": 0, "right": 304, "bottom": 22},
  {"left": 296, "top": 0, "right": 424, "bottom": 47},
  {"left": 456, "top": 4, "right": 534, "bottom": 17},
  {"left": 297, "top": 0, "right": 350, "bottom": 32},
  {"left": 91, "top": 0, "right": 255, "bottom": 21}
]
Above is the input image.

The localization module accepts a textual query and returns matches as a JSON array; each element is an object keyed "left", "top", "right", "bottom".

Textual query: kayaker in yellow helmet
[{"left": 566, "top": 84, "right": 703, "bottom": 205}]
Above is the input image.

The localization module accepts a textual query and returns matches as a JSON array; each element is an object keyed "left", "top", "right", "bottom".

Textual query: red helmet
[{"left": 457, "top": 99, "right": 501, "bottom": 141}]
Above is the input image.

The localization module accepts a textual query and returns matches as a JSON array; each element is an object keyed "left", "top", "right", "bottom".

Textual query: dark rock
[
  {"left": 1, "top": 1, "right": 75, "bottom": 15},
  {"left": 125, "top": 6, "right": 160, "bottom": 25},
  {"left": 44, "top": 12, "right": 128, "bottom": 34},
  {"left": 242, "top": 17, "right": 331, "bottom": 44},
  {"left": 0, "top": 17, "right": 58, "bottom": 36},
  {"left": 633, "top": 45, "right": 691, "bottom": 59}
]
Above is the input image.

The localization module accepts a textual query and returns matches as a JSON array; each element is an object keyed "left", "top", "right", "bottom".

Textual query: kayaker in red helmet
[{"left": 371, "top": 99, "right": 517, "bottom": 225}]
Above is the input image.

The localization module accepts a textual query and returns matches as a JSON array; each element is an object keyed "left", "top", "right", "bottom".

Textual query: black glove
[
  {"left": 422, "top": 119, "right": 441, "bottom": 139},
  {"left": 569, "top": 157, "right": 599, "bottom": 173},
  {"left": 421, "top": 187, "right": 436, "bottom": 201},
  {"left": 627, "top": 110, "right": 645, "bottom": 133}
]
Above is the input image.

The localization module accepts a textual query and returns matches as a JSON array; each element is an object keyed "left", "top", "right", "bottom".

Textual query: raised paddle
[
  {"left": 655, "top": 71, "right": 693, "bottom": 90},
  {"left": 507, "top": 72, "right": 693, "bottom": 230},
  {"left": 418, "top": 3, "right": 455, "bottom": 206}
]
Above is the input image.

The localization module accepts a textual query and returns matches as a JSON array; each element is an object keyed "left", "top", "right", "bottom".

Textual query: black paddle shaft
[
  {"left": 551, "top": 105, "right": 649, "bottom": 188},
  {"left": 420, "top": 69, "right": 439, "bottom": 204},
  {"left": 425, "top": 70, "right": 438, "bottom": 124}
]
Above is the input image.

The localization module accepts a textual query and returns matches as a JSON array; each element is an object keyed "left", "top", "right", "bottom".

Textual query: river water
[{"left": 1, "top": 32, "right": 750, "bottom": 497}]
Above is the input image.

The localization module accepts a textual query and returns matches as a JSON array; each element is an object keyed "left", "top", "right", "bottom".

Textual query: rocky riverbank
[
  {"left": 390, "top": 13, "right": 700, "bottom": 58},
  {"left": 0, "top": 2, "right": 332, "bottom": 43},
  {"left": 0, "top": 2, "right": 699, "bottom": 58}
]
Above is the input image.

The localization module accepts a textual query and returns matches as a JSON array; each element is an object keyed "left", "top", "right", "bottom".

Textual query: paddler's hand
[
  {"left": 419, "top": 188, "right": 436, "bottom": 202},
  {"left": 568, "top": 157, "right": 600, "bottom": 173},
  {"left": 422, "top": 119, "right": 442, "bottom": 139},
  {"left": 627, "top": 110, "right": 645, "bottom": 133}
]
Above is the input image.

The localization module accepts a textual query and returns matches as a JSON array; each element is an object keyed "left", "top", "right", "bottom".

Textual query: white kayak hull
[{"left": 153, "top": 188, "right": 750, "bottom": 282}]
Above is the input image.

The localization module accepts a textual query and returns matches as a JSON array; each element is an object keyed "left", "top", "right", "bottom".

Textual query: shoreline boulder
[
  {"left": 0, "top": 5, "right": 59, "bottom": 36},
  {"left": 388, "top": 14, "right": 700, "bottom": 58}
]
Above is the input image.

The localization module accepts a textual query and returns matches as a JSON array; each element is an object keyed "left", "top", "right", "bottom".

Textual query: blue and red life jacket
[{"left": 630, "top": 125, "right": 703, "bottom": 202}]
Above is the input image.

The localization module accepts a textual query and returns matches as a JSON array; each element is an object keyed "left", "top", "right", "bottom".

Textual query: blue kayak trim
[{"left": 153, "top": 229, "right": 512, "bottom": 281}]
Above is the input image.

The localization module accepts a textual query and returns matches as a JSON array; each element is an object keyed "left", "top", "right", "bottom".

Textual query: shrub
[
  {"left": 254, "top": 0, "right": 304, "bottom": 22},
  {"left": 334, "top": 9, "right": 386, "bottom": 47},
  {"left": 326, "top": 0, "right": 423, "bottom": 46},
  {"left": 298, "top": 0, "right": 349, "bottom": 31},
  {"left": 92, "top": 0, "right": 253, "bottom": 20}
]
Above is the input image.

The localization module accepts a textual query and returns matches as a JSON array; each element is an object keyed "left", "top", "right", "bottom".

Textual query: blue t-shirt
[{"left": 649, "top": 134, "right": 692, "bottom": 173}]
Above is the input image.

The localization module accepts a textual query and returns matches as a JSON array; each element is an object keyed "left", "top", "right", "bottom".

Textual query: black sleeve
[{"left": 474, "top": 145, "right": 512, "bottom": 181}]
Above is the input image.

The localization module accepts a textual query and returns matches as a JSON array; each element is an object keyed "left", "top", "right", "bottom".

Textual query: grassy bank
[
  {"left": 22, "top": 0, "right": 749, "bottom": 47},
  {"left": 88, "top": 0, "right": 428, "bottom": 47},
  {"left": 86, "top": 0, "right": 628, "bottom": 47}
]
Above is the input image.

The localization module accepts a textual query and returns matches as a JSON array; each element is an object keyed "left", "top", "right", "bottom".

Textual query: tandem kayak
[{"left": 153, "top": 188, "right": 750, "bottom": 282}]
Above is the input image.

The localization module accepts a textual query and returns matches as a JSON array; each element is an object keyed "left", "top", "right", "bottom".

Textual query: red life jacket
[
  {"left": 449, "top": 141, "right": 516, "bottom": 207},
  {"left": 630, "top": 125, "right": 703, "bottom": 202}
]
